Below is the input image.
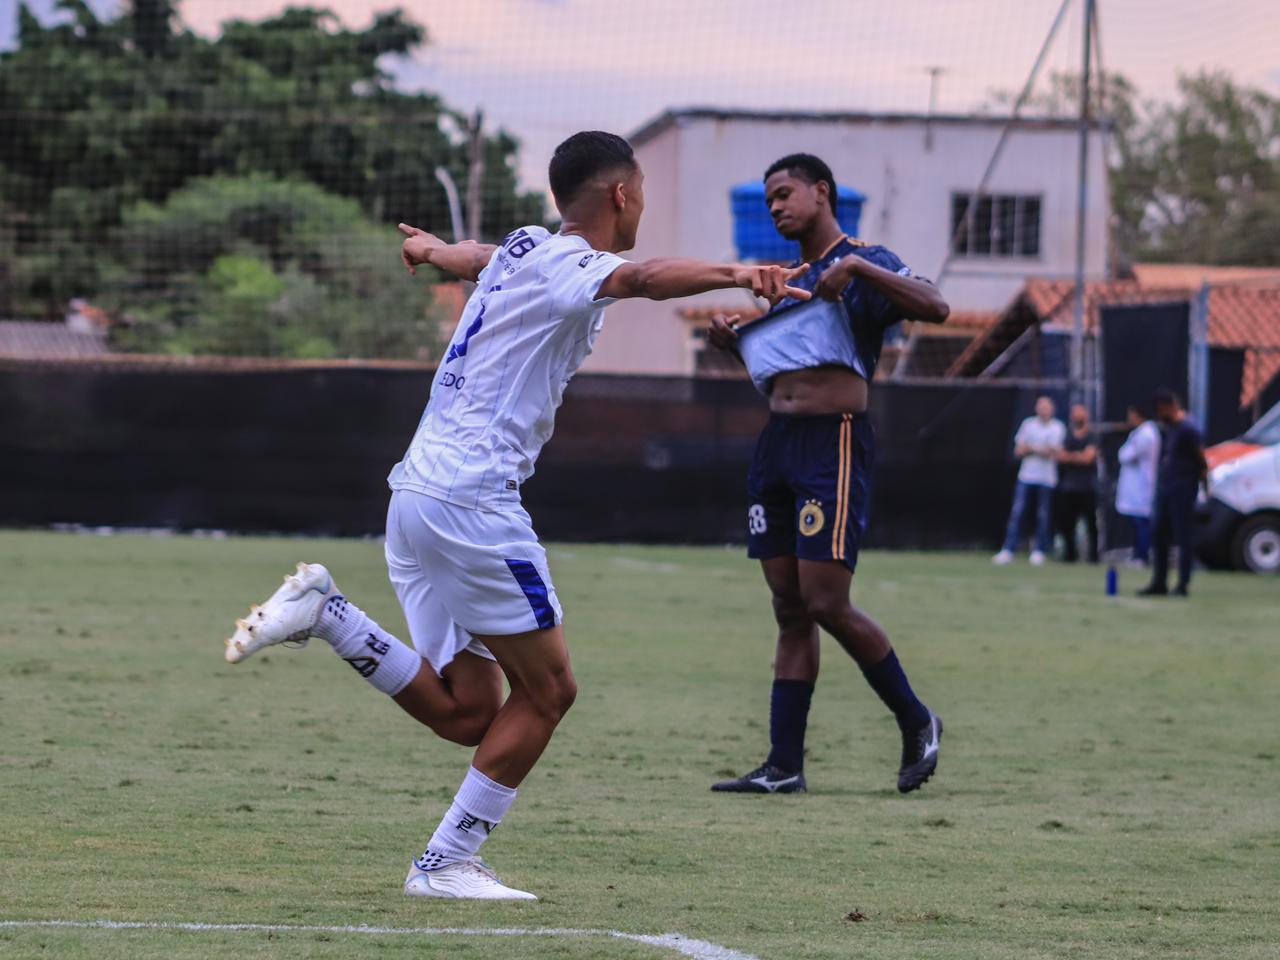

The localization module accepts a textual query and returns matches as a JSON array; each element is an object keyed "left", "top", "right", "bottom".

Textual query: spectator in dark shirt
[
  {"left": 1140, "top": 388, "right": 1208, "bottom": 597},
  {"left": 1055, "top": 403, "right": 1099, "bottom": 563}
]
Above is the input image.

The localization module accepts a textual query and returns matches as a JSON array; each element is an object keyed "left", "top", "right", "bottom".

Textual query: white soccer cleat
[
  {"left": 991, "top": 549, "right": 1014, "bottom": 565},
  {"left": 1029, "top": 550, "right": 1047, "bottom": 567},
  {"left": 404, "top": 859, "right": 537, "bottom": 901},
  {"left": 224, "top": 562, "right": 338, "bottom": 664}
]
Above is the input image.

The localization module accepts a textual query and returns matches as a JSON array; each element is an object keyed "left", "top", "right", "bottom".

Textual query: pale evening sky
[{"left": 8, "top": 0, "right": 1280, "bottom": 189}]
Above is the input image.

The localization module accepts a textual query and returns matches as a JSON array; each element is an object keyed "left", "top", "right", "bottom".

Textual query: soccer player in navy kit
[{"left": 708, "top": 154, "right": 950, "bottom": 794}]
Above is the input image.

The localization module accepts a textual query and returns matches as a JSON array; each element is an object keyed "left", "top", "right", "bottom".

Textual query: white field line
[{"left": 0, "top": 919, "right": 760, "bottom": 960}]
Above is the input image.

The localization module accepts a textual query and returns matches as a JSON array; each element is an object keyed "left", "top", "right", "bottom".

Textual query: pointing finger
[{"left": 398, "top": 223, "right": 423, "bottom": 237}]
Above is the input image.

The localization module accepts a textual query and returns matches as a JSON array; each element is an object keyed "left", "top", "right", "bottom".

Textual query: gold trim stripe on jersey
[{"left": 832, "top": 414, "right": 854, "bottom": 561}]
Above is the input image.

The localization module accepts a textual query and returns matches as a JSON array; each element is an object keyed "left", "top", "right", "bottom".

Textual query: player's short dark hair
[
  {"left": 1153, "top": 387, "right": 1181, "bottom": 408},
  {"left": 548, "top": 131, "right": 637, "bottom": 207},
  {"left": 1128, "top": 401, "right": 1151, "bottom": 419},
  {"left": 763, "top": 153, "right": 838, "bottom": 215}
]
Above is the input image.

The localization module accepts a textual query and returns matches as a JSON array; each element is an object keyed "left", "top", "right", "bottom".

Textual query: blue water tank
[{"left": 730, "top": 181, "right": 866, "bottom": 262}]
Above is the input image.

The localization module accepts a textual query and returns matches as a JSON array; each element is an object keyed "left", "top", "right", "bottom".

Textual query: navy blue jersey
[
  {"left": 757, "top": 236, "right": 912, "bottom": 383},
  {"left": 1159, "top": 417, "right": 1205, "bottom": 487}
]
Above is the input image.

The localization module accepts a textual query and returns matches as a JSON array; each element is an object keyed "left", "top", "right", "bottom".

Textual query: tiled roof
[
  {"left": 0, "top": 321, "right": 109, "bottom": 358},
  {"left": 1022, "top": 278, "right": 1280, "bottom": 349},
  {"left": 948, "top": 275, "right": 1280, "bottom": 406},
  {"left": 1130, "top": 263, "right": 1280, "bottom": 289},
  {"left": 941, "top": 310, "right": 1001, "bottom": 333}
]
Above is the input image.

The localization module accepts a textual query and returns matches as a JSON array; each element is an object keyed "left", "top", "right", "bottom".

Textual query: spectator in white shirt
[
  {"left": 993, "top": 396, "right": 1066, "bottom": 566},
  {"left": 1115, "top": 403, "right": 1160, "bottom": 565}
]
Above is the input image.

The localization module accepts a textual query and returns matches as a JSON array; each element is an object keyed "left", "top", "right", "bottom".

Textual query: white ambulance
[{"left": 1198, "top": 402, "right": 1280, "bottom": 573}]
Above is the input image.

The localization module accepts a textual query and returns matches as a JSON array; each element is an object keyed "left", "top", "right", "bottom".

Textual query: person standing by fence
[
  {"left": 1055, "top": 403, "right": 1099, "bottom": 563},
  {"left": 993, "top": 396, "right": 1065, "bottom": 567},
  {"left": 1140, "top": 389, "right": 1208, "bottom": 597},
  {"left": 1116, "top": 403, "right": 1159, "bottom": 566}
]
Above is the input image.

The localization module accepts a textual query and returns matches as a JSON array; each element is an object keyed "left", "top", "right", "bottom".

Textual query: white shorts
[{"left": 384, "top": 489, "right": 563, "bottom": 675}]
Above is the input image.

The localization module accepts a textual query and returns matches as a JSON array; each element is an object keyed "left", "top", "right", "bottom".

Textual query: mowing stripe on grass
[{"left": 0, "top": 919, "right": 760, "bottom": 960}]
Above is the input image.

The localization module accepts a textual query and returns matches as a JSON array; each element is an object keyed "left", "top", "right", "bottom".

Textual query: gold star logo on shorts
[{"left": 798, "top": 499, "right": 826, "bottom": 537}]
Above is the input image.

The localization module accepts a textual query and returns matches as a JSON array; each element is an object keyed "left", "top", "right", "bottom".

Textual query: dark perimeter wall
[{"left": 1, "top": 363, "right": 1053, "bottom": 549}]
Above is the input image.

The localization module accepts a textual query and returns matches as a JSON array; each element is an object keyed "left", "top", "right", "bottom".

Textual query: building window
[{"left": 950, "top": 193, "right": 1041, "bottom": 258}]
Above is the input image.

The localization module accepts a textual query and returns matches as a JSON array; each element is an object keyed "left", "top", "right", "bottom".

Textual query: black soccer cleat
[
  {"left": 898, "top": 712, "right": 943, "bottom": 794},
  {"left": 711, "top": 762, "right": 807, "bottom": 794}
]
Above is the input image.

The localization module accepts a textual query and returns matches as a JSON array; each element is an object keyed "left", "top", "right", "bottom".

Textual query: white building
[{"left": 584, "top": 108, "right": 1110, "bottom": 376}]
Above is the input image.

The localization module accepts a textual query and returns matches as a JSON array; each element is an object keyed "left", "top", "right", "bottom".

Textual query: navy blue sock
[
  {"left": 765, "top": 679, "right": 814, "bottom": 773},
  {"left": 861, "top": 650, "right": 930, "bottom": 731}
]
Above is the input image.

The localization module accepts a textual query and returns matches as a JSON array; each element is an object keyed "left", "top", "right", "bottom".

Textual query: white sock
[
  {"left": 415, "top": 767, "right": 517, "bottom": 870},
  {"left": 312, "top": 595, "right": 421, "bottom": 696}
]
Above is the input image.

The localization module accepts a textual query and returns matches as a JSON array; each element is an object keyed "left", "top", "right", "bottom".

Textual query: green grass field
[{"left": 1, "top": 529, "right": 1278, "bottom": 960}]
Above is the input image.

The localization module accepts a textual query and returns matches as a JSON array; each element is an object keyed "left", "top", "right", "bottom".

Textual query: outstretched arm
[
  {"left": 814, "top": 255, "right": 950, "bottom": 323},
  {"left": 597, "top": 259, "right": 811, "bottom": 306},
  {"left": 399, "top": 223, "right": 497, "bottom": 282}
]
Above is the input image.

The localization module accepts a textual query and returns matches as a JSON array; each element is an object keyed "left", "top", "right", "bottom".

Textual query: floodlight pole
[
  {"left": 1071, "top": 0, "right": 1095, "bottom": 414},
  {"left": 433, "top": 167, "right": 465, "bottom": 244}
]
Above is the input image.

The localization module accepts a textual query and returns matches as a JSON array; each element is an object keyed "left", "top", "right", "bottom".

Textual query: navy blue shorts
[{"left": 746, "top": 412, "right": 874, "bottom": 572}]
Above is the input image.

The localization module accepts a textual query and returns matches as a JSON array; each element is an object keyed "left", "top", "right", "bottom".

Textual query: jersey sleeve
[
  {"left": 474, "top": 246, "right": 502, "bottom": 287},
  {"left": 848, "top": 246, "right": 914, "bottom": 328},
  {"left": 543, "top": 245, "right": 629, "bottom": 316}
]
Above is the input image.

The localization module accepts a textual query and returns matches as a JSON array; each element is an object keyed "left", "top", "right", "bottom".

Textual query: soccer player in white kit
[{"left": 222, "top": 131, "right": 809, "bottom": 900}]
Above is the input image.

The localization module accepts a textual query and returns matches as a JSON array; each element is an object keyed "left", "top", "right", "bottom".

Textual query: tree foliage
[
  {"left": 106, "top": 175, "right": 443, "bottom": 360},
  {"left": 0, "top": 0, "right": 541, "bottom": 358},
  {"left": 990, "top": 69, "right": 1280, "bottom": 268}
]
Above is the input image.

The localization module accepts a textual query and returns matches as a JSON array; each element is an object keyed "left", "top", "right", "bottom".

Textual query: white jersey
[{"left": 388, "top": 227, "right": 628, "bottom": 512}]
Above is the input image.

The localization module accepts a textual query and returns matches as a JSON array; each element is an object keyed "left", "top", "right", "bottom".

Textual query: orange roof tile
[
  {"left": 1025, "top": 278, "right": 1280, "bottom": 351},
  {"left": 954, "top": 275, "right": 1280, "bottom": 405},
  {"left": 941, "top": 310, "right": 1001, "bottom": 333},
  {"left": 1131, "top": 263, "right": 1280, "bottom": 288}
]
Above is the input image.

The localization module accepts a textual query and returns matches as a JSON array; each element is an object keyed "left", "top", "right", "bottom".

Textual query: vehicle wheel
[{"left": 1230, "top": 514, "right": 1280, "bottom": 573}]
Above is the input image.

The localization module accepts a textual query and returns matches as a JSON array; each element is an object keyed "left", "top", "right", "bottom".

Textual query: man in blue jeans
[
  {"left": 1139, "top": 388, "right": 1208, "bottom": 597},
  {"left": 993, "top": 396, "right": 1065, "bottom": 567}
]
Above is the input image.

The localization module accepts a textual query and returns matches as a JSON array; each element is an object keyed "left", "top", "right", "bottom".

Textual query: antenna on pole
[
  {"left": 1071, "top": 0, "right": 1097, "bottom": 413},
  {"left": 924, "top": 66, "right": 946, "bottom": 152}
]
